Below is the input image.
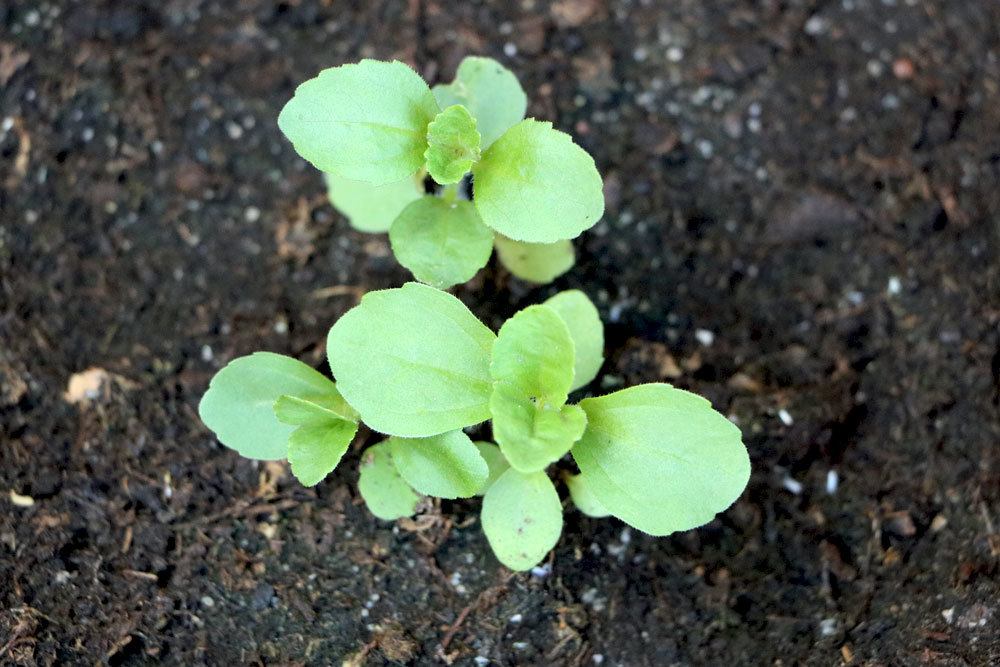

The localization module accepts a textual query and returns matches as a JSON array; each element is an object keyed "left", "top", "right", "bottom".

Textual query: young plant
[
  {"left": 278, "top": 57, "right": 604, "bottom": 288},
  {"left": 199, "top": 285, "right": 751, "bottom": 571}
]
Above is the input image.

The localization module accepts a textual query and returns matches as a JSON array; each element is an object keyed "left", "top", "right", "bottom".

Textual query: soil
[{"left": 2, "top": 0, "right": 999, "bottom": 665}]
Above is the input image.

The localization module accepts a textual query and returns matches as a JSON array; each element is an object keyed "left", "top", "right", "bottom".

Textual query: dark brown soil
[{"left": 2, "top": 1, "right": 999, "bottom": 665}]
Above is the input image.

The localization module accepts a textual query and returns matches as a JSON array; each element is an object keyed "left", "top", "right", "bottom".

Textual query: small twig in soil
[{"left": 436, "top": 572, "right": 515, "bottom": 660}]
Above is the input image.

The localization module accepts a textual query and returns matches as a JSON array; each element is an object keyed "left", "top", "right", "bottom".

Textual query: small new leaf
[
  {"left": 473, "top": 441, "right": 510, "bottom": 496},
  {"left": 564, "top": 472, "right": 610, "bottom": 518},
  {"left": 544, "top": 290, "right": 604, "bottom": 391},
  {"left": 327, "top": 283, "right": 496, "bottom": 437},
  {"left": 199, "top": 353, "right": 340, "bottom": 461},
  {"left": 278, "top": 60, "right": 440, "bottom": 185},
  {"left": 358, "top": 442, "right": 420, "bottom": 521},
  {"left": 389, "top": 196, "right": 494, "bottom": 289},
  {"left": 325, "top": 171, "right": 422, "bottom": 233},
  {"left": 433, "top": 57, "right": 527, "bottom": 149},
  {"left": 273, "top": 394, "right": 358, "bottom": 487},
  {"left": 572, "top": 384, "right": 751, "bottom": 535},
  {"left": 494, "top": 236, "right": 575, "bottom": 284},
  {"left": 473, "top": 119, "right": 604, "bottom": 243},
  {"left": 424, "top": 105, "right": 481, "bottom": 184},
  {"left": 489, "top": 305, "right": 585, "bottom": 472},
  {"left": 388, "top": 430, "right": 488, "bottom": 499},
  {"left": 481, "top": 468, "right": 563, "bottom": 571}
]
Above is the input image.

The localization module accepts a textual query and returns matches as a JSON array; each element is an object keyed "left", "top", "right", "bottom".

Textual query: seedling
[
  {"left": 278, "top": 57, "right": 604, "bottom": 288},
  {"left": 200, "top": 285, "right": 750, "bottom": 571}
]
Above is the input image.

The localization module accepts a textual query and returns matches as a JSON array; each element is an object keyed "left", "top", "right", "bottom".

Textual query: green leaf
[
  {"left": 481, "top": 468, "right": 563, "bottom": 571},
  {"left": 489, "top": 305, "right": 585, "bottom": 472},
  {"left": 388, "top": 430, "right": 488, "bottom": 499},
  {"left": 278, "top": 60, "right": 440, "bottom": 185},
  {"left": 472, "top": 119, "right": 604, "bottom": 243},
  {"left": 473, "top": 441, "right": 510, "bottom": 496},
  {"left": 327, "top": 283, "right": 496, "bottom": 437},
  {"left": 273, "top": 394, "right": 358, "bottom": 487},
  {"left": 494, "top": 236, "right": 575, "bottom": 284},
  {"left": 564, "top": 472, "right": 610, "bottom": 518},
  {"left": 572, "top": 384, "right": 751, "bottom": 536},
  {"left": 544, "top": 290, "right": 604, "bottom": 391},
  {"left": 358, "top": 441, "right": 420, "bottom": 520},
  {"left": 388, "top": 196, "right": 494, "bottom": 289},
  {"left": 199, "top": 352, "right": 339, "bottom": 461},
  {"left": 324, "top": 171, "right": 423, "bottom": 233},
  {"left": 490, "top": 386, "right": 587, "bottom": 473},
  {"left": 287, "top": 419, "right": 358, "bottom": 487},
  {"left": 433, "top": 56, "right": 527, "bottom": 149},
  {"left": 424, "top": 105, "right": 481, "bottom": 184}
]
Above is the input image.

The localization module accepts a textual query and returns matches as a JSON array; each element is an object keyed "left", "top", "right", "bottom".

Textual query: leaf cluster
[
  {"left": 279, "top": 57, "right": 604, "bottom": 288},
  {"left": 200, "top": 285, "right": 750, "bottom": 570}
]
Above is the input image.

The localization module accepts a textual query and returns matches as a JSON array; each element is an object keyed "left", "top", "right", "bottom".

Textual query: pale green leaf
[
  {"left": 278, "top": 60, "right": 440, "bottom": 185},
  {"left": 572, "top": 384, "right": 751, "bottom": 536},
  {"left": 564, "top": 472, "right": 610, "bottom": 518},
  {"left": 424, "top": 105, "right": 481, "bottom": 184},
  {"left": 494, "top": 236, "right": 575, "bottom": 284},
  {"left": 472, "top": 119, "right": 604, "bottom": 243},
  {"left": 490, "top": 385, "right": 587, "bottom": 472},
  {"left": 273, "top": 391, "right": 358, "bottom": 425},
  {"left": 489, "top": 305, "right": 585, "bottom": 472},
  {"left": 287, "top": 418, "right": 358, "bottom": 487},
  {"left": 199, "top": 352, "right": 338, "bottom": 461},
  {"left": 358, "top": 441, "right": 420, "bottom": 520},
  {"left": 324, "top": 171, "right": 423, "bottom": 233},
  {"left": 473, "top": 441, "right": 510, "bottom": 496},
  {"left": 327, "top": 283, "right": 496, "bottom": 437},
  {"left": 388, "top": 196, "right": 494, "bottom": 289},
  {"left": 481, "top": 468, "right": 563, "bottom": 571},
  {"left": 544, "top": 290, "right": 604, "bottom": 391},
  {"left": 432, "top": 56, "right": 527, "bottom": 149},
  {"left": 388, "top": 430, "right": 488, "bottom": 499}
]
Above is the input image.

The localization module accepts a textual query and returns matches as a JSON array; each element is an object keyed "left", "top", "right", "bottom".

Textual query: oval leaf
[
  {"left": 474, "top": 441, "right": 510, "bottom": 496},
  {"left": 327, "top": 283, "right": 496, "bottom": 437},
  {"left": 481, "top": 468, "right": 563, "bottom": 571},
  {"left": 424, "top": 105, "right": 481, "bottom": 184},
  {"left": 389, "top": 196, "right": 494, "bottom": 289},
  {"left": 472, "top": 119, "right": 604, "bottom": 243},
  {"left": 433, "top": 56, "right": 527, "bottom": 149},
  {"left": 199, "top": 353, "right": 338, "bottom": 461},
  {"left": 278, "top": 60, "right": 440, "bottom": 185},
  {"left": 494, "top": 236, "right": 575, "bottom": 284},
  {"left": 572, "top": 384, "right": 751, "bottom": 536},
  {"left": 388, "top": 430, "right": 488, "bottom": 499},
  {"left": 358, "top": 442, "right": 420, "bottom": 521},
  {"left": 287, "top": 418, "right": 358, "bottom": 487},
  {"left": 325, "top": 171, "right": 423, "bottom": 233},
  {"left": 544, "top": 290, "right": 604, "bottom": 391}
]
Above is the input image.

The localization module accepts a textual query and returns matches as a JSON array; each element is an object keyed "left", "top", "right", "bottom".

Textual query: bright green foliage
[
  {"left": 327, "top": 283, "right": 495, "bottom": 437},
  {"left": 388, "top": 430, "right": 488, "bottom": 499},
  {"left": 279, "top": 57, "right": 604, "bottom": 287},
  {"left": 199, "top": 352, "right": 342, "bottom": 461},
  {"left": 202, "top": 286, "right": 751, "bottom": 572},
  {"left": 433, "top": 56, "right": 527, "bottom": 149},
  {"left": 473, "top": 441, "right": 510, "bottom": 496},
  {"left": 564, "top": 472, "right": 610, "bottom": 518},
  {"left": 389, "top": 197, "right": 494, "bottom": 289},
  {"left": 424, "top": 105, "right": 481, "bottom": 184},
  {"left": 274, "top": 394, "right": 358, "bottom": 486},
  {"left": 481, "top": 468, "right": 564, "bottom": 571},
  {"left": 325, "top": 172, "right": 422, "bottom": 233},
  {"left": 544, "top": 290, "right": 604, "bottom": 391},
  {"left": 358, "top": 442, "right": 421, "bottom": 521},
  {"left": 573, "top": 384, "right": 751, "bottom": 536},
  {"left": 278, "top": 60, "right": 439, "bottom": 185},
  {"left": 473, "top": 120, "right": 605, "bottom": 244},
  {"left": 493, "top": 236, "right": 575, "bottom": 284}
]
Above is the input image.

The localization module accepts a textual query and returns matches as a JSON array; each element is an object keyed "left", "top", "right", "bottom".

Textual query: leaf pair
[
  {"left": 280, "top": 57, "right": 604, "bottom": 288},
  {"left": 198, "top": 353, "right": 359, "bottom": 486}
]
